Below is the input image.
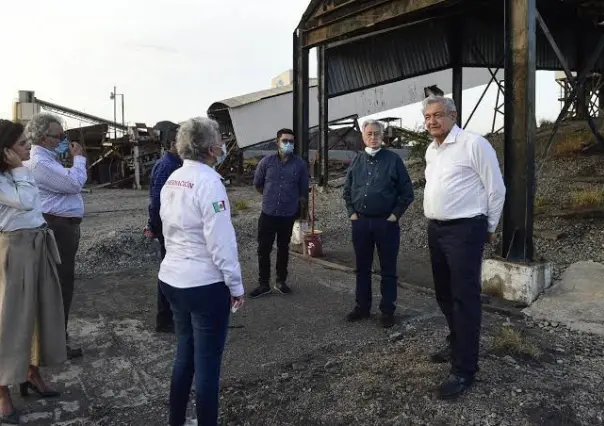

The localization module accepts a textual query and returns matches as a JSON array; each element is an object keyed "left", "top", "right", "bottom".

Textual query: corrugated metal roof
[
  {"left": 208, "top": 79, "right": 318, "bottom": 111},
  {"left": 324, "top": 1, "right": 604, "bottom": 98}
]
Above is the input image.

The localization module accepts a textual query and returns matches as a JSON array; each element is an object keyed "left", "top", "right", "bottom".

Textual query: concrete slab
[
  {"left": 481, "top": 258, "right": 553, "bottom": 305},
  {"left": 524, "top": 261, "right": 604, "bottom": 335}
]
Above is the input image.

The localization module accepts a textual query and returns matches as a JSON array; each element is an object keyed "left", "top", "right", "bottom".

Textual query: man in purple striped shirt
[{"left": 249, "top": 128, "right": 309, "bottom": 298}]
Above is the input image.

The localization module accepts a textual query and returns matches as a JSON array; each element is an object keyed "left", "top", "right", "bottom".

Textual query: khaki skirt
[{"left": 0, "top": 226, "right": 67, "bottom": 385}]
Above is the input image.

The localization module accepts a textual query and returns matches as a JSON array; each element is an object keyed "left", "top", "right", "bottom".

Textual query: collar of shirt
[
  {"left": 429, "top": 124, "right": 461, "bottom": 149},
  {"left": 163, "top": 151, "right": 182, "bottom": 167},
  {"left": 182, "top": 159, "right": 221, "bottom": 178},
  {"left": 31, "top": 144, "right": 59, "bottom": 161}
]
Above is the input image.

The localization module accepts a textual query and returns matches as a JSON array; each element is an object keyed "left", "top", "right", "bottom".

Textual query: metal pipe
[
  {"left": 318, "top": 46, "right": 329, "bottom": 186},
  {"left": 121, "top": 94, "right": 125, "bottom": 127},
  {"left": 113, "top": 85, "right": 117, "bottom": 140}
]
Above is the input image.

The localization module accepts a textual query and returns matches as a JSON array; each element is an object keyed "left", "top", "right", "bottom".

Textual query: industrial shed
[{"left": 293, "top": 0, "right": 604, "bottom": 263}]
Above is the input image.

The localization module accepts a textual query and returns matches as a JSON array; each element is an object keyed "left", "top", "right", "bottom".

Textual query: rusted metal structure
[{"left": 293, "top": 0, "right": 604, "bottom": 263}]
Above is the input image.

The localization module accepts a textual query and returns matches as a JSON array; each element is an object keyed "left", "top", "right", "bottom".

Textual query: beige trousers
[{"left": 0, "top": 226, "right": 67, "bottom": 385}]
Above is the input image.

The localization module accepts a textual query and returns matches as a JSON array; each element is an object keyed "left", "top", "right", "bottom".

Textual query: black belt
[
  {"left": 430, "top": 215, "right": 486, "bottom": 226},
  {"left": 43, "top": 214, "right": 83, "bottom": 225},
  {"left": 357, "top": 213, "right": 390, "bottom": 219}
]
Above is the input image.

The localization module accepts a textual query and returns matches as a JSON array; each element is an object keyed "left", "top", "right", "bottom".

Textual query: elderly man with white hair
[
  {"left": 343, "top": 119, "right": 414, "bottom": 329},
  {"left": 422, "top": 95, "right": 506, "bottom": 400},
  {"left": 157, "top": 117, "right": 244, "bottom": 426},
  {"left": 23, "top": 113, "right": 87, "bottom": 360}
]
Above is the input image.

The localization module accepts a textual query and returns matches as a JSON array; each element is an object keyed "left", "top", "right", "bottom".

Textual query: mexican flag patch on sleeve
[{"left": 212, "top": 200, "right": 227, "bottom": 213}]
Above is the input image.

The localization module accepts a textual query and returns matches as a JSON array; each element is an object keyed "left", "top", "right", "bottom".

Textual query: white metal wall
[{"left": 230, "top": 68, "right": 504, "bottom": 149}]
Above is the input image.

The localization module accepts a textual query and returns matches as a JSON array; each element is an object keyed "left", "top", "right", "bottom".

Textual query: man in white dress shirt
[
  {"left": 422, "top": 96, "right": 506, "bottom": 400},
  {"left": 24, "top": 113, "right": 87, "bottom": 359}
]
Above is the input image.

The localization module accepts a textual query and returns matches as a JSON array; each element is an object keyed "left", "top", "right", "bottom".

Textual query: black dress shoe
[
  {"left": 379, "top": 313, "right": 395, "bottom": 328},
  {"left": 20, "top": 381, "right": 60, "bottom": 398},
  {"left": 438, "top": 374, "right": 475, "bottom": 400},
  {"left": 430, "top": 345, "right": 452, "bottom": 363},
  {"left": 346, "top": 307, "right": 370, "bottom": 322},
  {"left": 67, "top": 346, "right": 83, "bottom": 359}
]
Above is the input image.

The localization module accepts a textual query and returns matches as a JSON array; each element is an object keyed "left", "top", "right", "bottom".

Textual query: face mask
[
  {"left": 279, "top": 141, "right": 294, "bottom": 155},
  {"left": 365, "top": 147, "right": 381, "bottom": 157},
  {"left": 214, "top": 144, "right": 227, "bottom": 166},
  {"left": 54, "top": 137, "right": 70, "bottom": 155}
]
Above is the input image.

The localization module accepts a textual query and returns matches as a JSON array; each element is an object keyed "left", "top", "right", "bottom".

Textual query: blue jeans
[
  {"left": 351, "top": 216, "right": 400, "bottom": 315},
  {"left": 160, "top": 280, "right": 231, "bottom": 426}
]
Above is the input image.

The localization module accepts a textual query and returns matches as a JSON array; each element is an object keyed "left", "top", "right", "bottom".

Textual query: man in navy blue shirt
[
  {"left": 250, "top": 128, "right": 309, "bottom": 298},
  {"left": 343, "top": 119, "right": 414, "bottom": 328},
  {"left": 145, "top": 121, "right": 182, "bottom": 332}
]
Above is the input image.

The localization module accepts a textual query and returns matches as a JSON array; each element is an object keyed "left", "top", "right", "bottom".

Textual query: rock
[
  {"left": 503, "top": 355, "right": 517, "bottom": 364},
  {"left": 389, "top": 332, "right": 404, "bottom": 342}
]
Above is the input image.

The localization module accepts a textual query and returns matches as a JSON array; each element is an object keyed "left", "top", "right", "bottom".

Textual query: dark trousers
[
  {"left": 43, "top": 214, "right": 81, "bottom": 335},
  {"left": 427, "top": 215, "right": 488, "bottom": 378},
  {"left": 160, "top": 281, "right": 231, "bottom": 426},
  {"left": 257, "top": 213, "right": 296, "bottom": 286},
  {"left": 351, "top": 216, "right": 400, "bottom": 315},
  {"left": 156, "top": 236, "right": 174, "bottom": 328}
]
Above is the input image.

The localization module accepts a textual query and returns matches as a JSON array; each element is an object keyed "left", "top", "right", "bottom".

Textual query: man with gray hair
[
  {"left": 422, "top": 95, "right": 505, "bottom": 400},
  {"left": 343, "top": 119, "right": 414, "bottom": 328},
  {"left": 23, "top": 112, "right": 87, "bottom": 359}
]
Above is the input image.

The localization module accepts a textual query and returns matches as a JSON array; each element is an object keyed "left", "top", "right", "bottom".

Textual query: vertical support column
[
  {"left": 450, "top": 25, "right": 463, "bottom": 126},
  {"left": 502, "top": 0, "right": 536, "bottom": 262},
  {"left": 294, "top": 29, "right": 310, "bottom": 164},
  {"left": 318, "top": 46, "right": 329, "bottom": 187},
  {"left": 599, "top": 86, "right": 604, "bottom": 117},
  {"left": 576, "top": 28, "right": 588, "bottom": 120}
]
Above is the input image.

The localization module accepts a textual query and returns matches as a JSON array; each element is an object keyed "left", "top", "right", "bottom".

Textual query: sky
[{"left": 0, "top": 0, "right": 563, "bottom": 136}]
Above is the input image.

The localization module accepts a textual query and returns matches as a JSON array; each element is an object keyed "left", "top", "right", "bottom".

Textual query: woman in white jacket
[
  {"left": 158, "top": 117, "right": 245, "bottom": 426},
  {"left": 0, "top": 119, "right": 67, "bottom": 424}
]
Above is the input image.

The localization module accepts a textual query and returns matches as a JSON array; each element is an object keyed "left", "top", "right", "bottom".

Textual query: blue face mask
[
  {"left": 54, "top": 137, "right": 69, "bottom": 155},
  {"left": 279, "top": 141, "right": 294, "bottom": 155}
]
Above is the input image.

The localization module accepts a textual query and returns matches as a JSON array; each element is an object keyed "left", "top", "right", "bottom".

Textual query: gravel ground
[{"left": 70, "top": 180, "right": 604, "bottom": 426}]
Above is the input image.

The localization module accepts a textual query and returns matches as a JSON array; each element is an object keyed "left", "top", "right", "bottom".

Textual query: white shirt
[
  {"left": 158, "top": 160, "right": 244, "bottom": 297},
  {"left": 0, "top": 167, "right": 46, "bottom": 232},
  {"left": 423, "top": 125, "right": 506, "bottom": 233},
  {"left": 23, "top": 145, "right": 87, "bottom": 218}
]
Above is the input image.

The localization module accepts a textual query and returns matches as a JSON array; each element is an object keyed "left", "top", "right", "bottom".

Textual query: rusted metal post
[
  {"left": 576, "top": 28, "right": 589, "bottom": 120},
  {"left": 449, "top": 25, "right": 463, "bottom": 126},
  {"left": 502, "top": 0, "right": 536, "bottom": 262},
  {"left": 318, "top": 46, "right": 329, "bottom": 187},
  {"left": 294, "top": 29, "right": 310, "bottom": 164}
]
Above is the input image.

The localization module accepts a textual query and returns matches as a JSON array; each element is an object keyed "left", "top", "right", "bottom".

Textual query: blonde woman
[{"left": 0, "top": 119, "right": 67, "bottom": 424}]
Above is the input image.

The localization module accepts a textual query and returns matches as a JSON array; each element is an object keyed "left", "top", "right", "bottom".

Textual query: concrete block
[{"left": 481, "top": 258, "right": 553, "bottom": 306}]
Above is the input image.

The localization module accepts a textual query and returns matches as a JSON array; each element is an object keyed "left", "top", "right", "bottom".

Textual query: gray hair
[
  {"left": 421, "top": 96, "right": 457, "bottom": 115},
  {"left": 176, "top": 117, "right": 220, "bottom": 161},
  {"left": 361, "top": 119, "right": 384, "bottom": 134},
  {"left": 25, "top": 112, "right": 63, "bottom": 144}
]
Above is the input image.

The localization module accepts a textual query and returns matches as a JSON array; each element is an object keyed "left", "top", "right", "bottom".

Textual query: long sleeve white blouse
[{"left": 0, "top": 166, "right": 45, "bottom": 232}]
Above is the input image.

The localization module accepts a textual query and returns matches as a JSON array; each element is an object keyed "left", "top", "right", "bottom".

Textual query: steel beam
[
  {"left": 318, "top": 46, "right": 329, "bottom": 186},
  {"left": 293, "top": 29, "right": 310, "bottom": 165},
  {"left": 502, "top": 0, "right": 537, "bottom": 262},
  {"left": 301, "top": 0, "right": 451, "bottom": 48},
  {"left": 538, "top": 34, "right": 604, "bottom": 171},
  {"left": 449, "top": 23, "right": 463, "bottom": 127}
]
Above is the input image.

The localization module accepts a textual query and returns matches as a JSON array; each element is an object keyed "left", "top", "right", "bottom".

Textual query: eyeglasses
[{"left": 46, "top": 133, "right": 66, "bottom": 140}]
